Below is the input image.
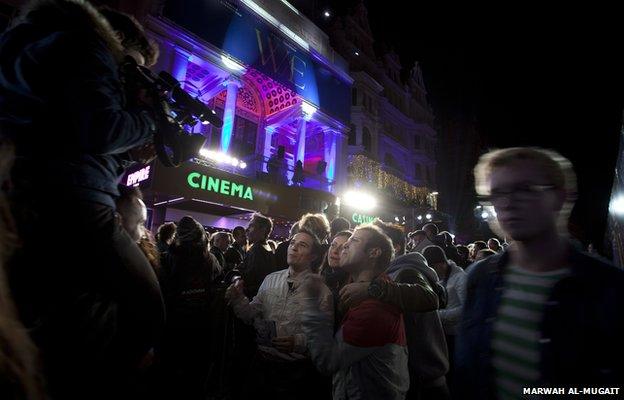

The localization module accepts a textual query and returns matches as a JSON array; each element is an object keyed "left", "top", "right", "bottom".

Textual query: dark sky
[{"left": 324, "top": 1, "right": 624, "bottom": 249}]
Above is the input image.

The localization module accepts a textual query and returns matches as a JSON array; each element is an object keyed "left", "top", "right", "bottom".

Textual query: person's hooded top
[
  {"left": 161, "top": 217, "right": 221, "bottom": 321},
  {"left": 386, "top": 252, "right": 450, "bottom": 385},
  {"left": 0, "top": 0, "right": 155, "bottom": 207}
]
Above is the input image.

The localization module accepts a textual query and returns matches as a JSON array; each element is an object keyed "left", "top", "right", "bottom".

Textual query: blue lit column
[
  {"left": 335, "top": 131, "right": 348, "bottom": 191},
  {"left": 296, "top": 117, "right": 307, "bottom": 165},
  {"left": 263, "top": 126, "right": 275, "bottom": 172},
  {"left": 220, "top": 77, "right": 242, "bottom": 153},
  {"left": 326, "top": 130, "right": 337, "bottom": 184}
]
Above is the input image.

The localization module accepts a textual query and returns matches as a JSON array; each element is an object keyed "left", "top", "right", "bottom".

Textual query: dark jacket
[
  {"left": 239, "top": 241, "right": 276, "bottom": 299},
  {"left": 274, "top": 239, "right": 290, "bottom": 270},
  {"left": 386, "top": 253, "right": 450, "bottom": 385},
  {"left": 210, "top": 246, "right": 226, "bottom": 271},
  {"left": 224, "top": 242, "right": 246, "bottom": 270},
  {"left": 0, "top": 0, "right": 154, "bottom": 207},
  {"left": 160, "top": 246, "right": 221, "bottom": 326},
  {"left": 455, "top": 245, "right": 624, "bottom": 399}
]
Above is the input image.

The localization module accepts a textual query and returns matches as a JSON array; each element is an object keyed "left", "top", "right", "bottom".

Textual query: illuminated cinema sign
[
  {"left": 187, "top": 172, "right": 254, "bottom": 200},
  {"left": 352, "top": 213, "right": 376, "bottom": 225},
  {"left": 126, "top": 166, "right": 151, "bottom": 186}
]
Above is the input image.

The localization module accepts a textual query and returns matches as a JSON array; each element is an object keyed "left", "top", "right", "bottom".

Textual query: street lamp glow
[
  {"left": 323, "top": 10, "right": 331, "bottom": 17},
  {"left": 610, "top": 195, "right": 624, "bottom": 216},
  {"left": 343, "top": 190, "right": 377, "bottom": 211},
  {"left": 431, "top": 192, "right": 439, "bottom": 195},
  {"left": 198, "top": 149, "right": 247, "bottom": 169}
]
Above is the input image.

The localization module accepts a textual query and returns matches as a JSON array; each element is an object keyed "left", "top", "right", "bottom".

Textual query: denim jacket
[{"left": 454, "top": 244, "right": 624, "bottom": 399}]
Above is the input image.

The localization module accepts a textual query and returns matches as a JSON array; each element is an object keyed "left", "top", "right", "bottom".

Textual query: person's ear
[{"left": 368, "top": 247, "right": 381, "bottom": 259}]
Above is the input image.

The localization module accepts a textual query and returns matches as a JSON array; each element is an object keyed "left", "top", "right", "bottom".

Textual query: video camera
[{"left": 120, "top": 56, "right": 223, "bottom": 167}]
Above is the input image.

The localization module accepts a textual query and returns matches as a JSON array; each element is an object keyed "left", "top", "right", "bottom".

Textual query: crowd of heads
[{"left": 136, "top": 208, "right": 508, "bottom": 286}]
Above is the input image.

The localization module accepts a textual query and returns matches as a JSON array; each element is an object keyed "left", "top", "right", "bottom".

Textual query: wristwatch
[{"left": 367, "top": 279, "right": 385, "bottom": 300}]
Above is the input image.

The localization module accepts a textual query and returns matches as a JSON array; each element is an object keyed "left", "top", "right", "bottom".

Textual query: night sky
[{"left": 324, "top": 1, "right": 624, "bottom": 250}]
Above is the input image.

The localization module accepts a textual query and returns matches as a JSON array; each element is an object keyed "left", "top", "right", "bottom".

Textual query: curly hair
[
  {"left": 298, "top": 213, "right": 330, "bottom": 243},
  {"left": 99, "top": 6, "right": 159, "bottom": 66}
]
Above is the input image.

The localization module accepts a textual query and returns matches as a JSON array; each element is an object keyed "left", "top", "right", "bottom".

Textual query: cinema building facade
[{"left": 123, "top": 0, "right": 354, "bottom": 236}]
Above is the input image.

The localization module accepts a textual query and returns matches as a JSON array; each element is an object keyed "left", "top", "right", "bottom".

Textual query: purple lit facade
[{"left": 134, "top": 0, "right": 353, "bottom": 234}]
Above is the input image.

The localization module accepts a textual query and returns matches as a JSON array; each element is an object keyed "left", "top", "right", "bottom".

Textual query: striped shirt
[{"left": 492, "top": 265, "right": 570, "bottom": 400}]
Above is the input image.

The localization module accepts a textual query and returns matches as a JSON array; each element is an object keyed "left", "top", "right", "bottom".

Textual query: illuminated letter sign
[
  {"left": 351, "top": 213, "right": 376, "bottom": 225},
  {"left": 126, "top": 166, "right": 151, "bottom": 187},
  {"left": 187, "top": 172, "right": 201, "bottom": 188},
  {"left": 290, "top": 56, "right": 306, "bottom": 90},
  {"left": 256, "top": 29, "right": 307, "bottom": 90},
  {"left": 187, "top": 172, "right": 254, "bottom": 201}
]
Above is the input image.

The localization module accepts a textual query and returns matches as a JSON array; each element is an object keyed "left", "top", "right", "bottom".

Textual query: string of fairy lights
[{"left": 348, "top": 155, "right": 430, "bottom": 205}]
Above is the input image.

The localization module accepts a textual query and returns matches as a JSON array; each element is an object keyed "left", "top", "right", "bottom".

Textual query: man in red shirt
[{"left": 302, "top": 224, "right": 409, "bottom": 400}]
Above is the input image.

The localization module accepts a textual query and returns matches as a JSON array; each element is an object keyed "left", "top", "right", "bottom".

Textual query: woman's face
[{"left": 327, "top": 235, "right": 349, "bottom": 268}]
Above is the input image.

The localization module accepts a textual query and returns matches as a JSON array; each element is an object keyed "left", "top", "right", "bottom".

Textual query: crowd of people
[
  {"left": 0, "top": 1, "right": 622, "bottom": 400},
  {"left": 115, "top": 204, "right": 485, "bottom": 399},
  {"left": 3, "top": 145, "right": 624, "bottom": 400}
]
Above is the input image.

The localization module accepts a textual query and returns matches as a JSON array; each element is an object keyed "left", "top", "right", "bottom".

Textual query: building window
[
  {"left": 352, "top": 87, "right": 358, "bottom": 106},
  {"left": 231, "top": 115, "right": 258, "bottom": 157},
  {"left": 384, "top": 153, "right": 397, "bottom": 170},
  {"left": 414, "top": 135, "right": 421, "bottom": 150},
  {"left": 362, "top": 127, "right": 372, "bottom": 152},
  {"left": 349, "top": 124, "right": 357, "bottom": 145},
  {"left": 365, "top": 94, "right": 372, "bottom": 113},
  {"left": 414, "top": 163, "right": 422, "bottom": 179}
]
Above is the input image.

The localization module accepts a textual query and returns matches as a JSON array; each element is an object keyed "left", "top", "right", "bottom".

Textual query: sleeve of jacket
[
  {"left": 231, "top": 277, "right": 266, "bottom": 324},
  {"left": 240, "top": 246, "right": 265, "bottom": 298},
  {"left": 453, "top": 266, "right": 484, "bottom": 399},
  {"left": 378, "top": 269, "right": 439, "bottom": 312},
  {"left": 439, "top": 270, "right": 467, "bottom": 326},
  {"left": 224, "top": 247, "right": 242, "bottom": 270},
  {"left": 301, "top": 295, "right": 379, "bottom": 376},
  {"left": 293, "top": 286, "right": 334, "bottom": 355},
  {"left": 48, "top": 35, "right": 155, "bottom": 155}
]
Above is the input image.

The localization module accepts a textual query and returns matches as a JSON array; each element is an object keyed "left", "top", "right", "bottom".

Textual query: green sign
[
  {"left": 187, "top": 172, "right": 254, "bottom": 200},
  {"left": 352, "top": 213, "right": 376, "bottom": 225}
]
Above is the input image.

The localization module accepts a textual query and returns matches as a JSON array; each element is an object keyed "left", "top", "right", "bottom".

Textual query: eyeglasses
[{"left": 478, "top": 184, "right": 557, "bottom": 205}]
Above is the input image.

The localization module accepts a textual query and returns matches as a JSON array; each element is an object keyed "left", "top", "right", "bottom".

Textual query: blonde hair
[
  {"left": 474, "top": 147, "right": 578, "bottom": 234},
  {"left": 298, "top": 213, "right": 330, "bottom": 242}
]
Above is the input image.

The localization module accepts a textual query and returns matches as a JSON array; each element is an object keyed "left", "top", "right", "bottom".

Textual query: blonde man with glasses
[{"left": 455, "top": 147, "right": 624, "bottom": 400}]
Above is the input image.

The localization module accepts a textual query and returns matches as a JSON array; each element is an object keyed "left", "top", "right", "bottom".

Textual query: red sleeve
[{"left": 342, "top": 299, "right": 407, "bottom": 347}]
